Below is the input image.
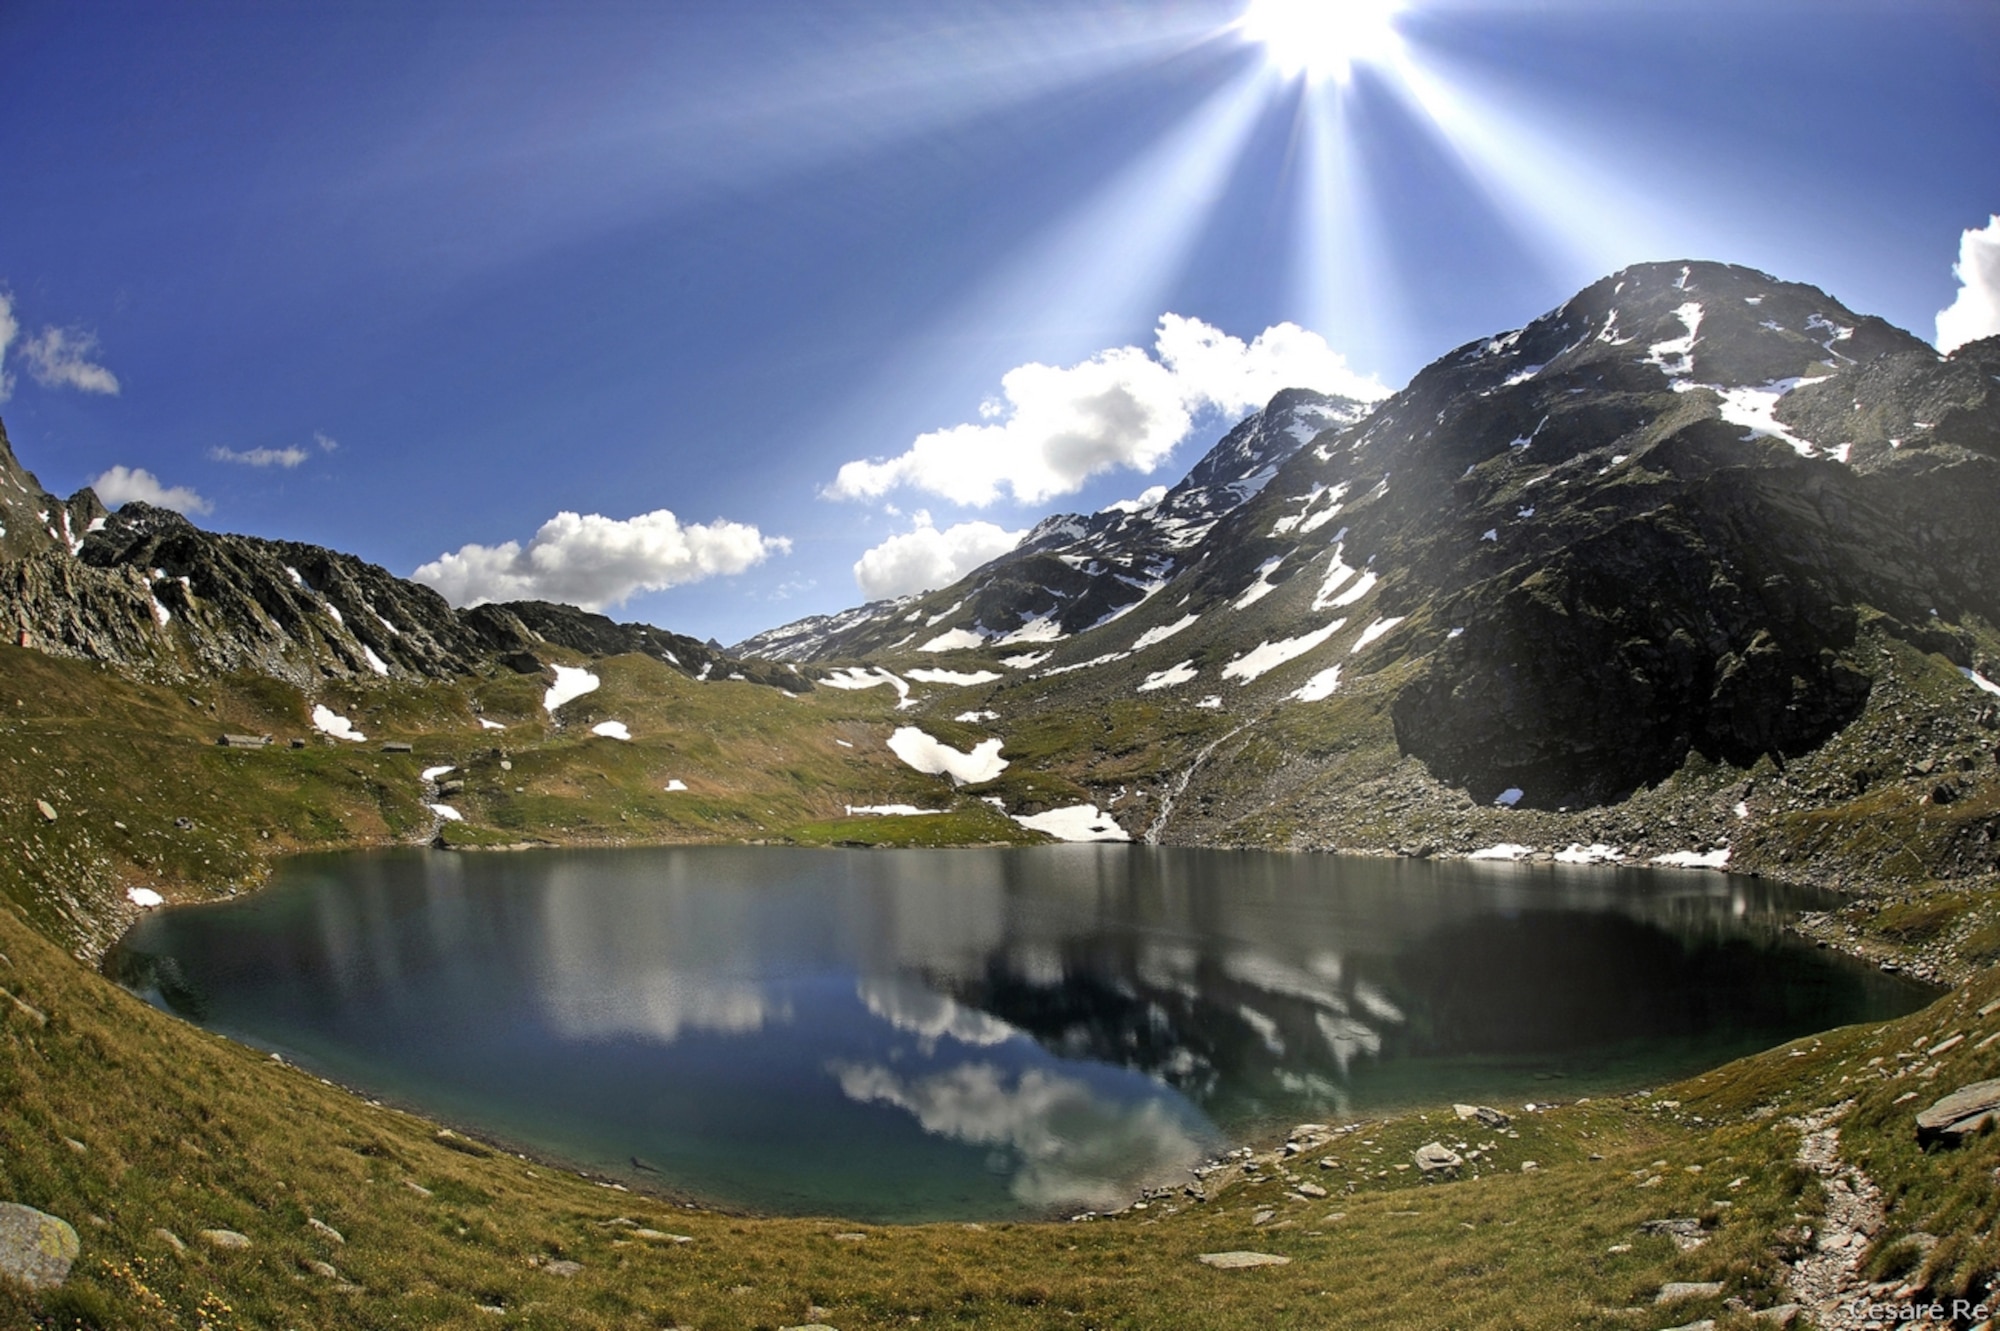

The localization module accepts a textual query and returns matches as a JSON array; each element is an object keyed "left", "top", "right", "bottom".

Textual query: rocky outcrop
[{"left": 0, "top": 1201, "right": 80, "bottom": 1291}]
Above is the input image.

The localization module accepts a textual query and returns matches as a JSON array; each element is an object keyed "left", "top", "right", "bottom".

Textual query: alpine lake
[{"left": 106, "top": 845, "right": 1931, "bottom": 1223}]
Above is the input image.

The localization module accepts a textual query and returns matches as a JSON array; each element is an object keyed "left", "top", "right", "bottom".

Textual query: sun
[{"left": 1239, "top": 0, "right": 1406, "bottom": 85}]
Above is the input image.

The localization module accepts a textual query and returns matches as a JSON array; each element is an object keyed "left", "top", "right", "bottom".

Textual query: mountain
[
  {"left": 731, "top": 260, "right": 2000, "bottom": 860},
  {"left": 733, "top": 388, "right": 1372, "bottom": 661},
  {"left": 0, "top": 420, "right": 805, "bottom": 693}
]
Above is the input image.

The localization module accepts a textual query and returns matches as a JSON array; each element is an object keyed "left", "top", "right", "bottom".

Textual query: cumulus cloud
[
  {"left": 0, "top": 292, "right": 122, "bottom": 401},
  {"left": 852, "top": 513, "right": 1027, "bottom": 598},
  {"left": 412, "top": 509, "right": 790, "bottom": 611},
  {"left": 89, "top": 465, "right": 212, "bottom": 516},
  {"left": 1937, "top": 216, "right": 2000, "bottom": 354},
  {"left": 314, "top": 431, "right": 339, "bottom": 452},
  {"left": 826, "top": 315, "right": 1386, "bottom": 508},
  {"left": 20, "top": 326, "right": 119, "bottom": 395},
  {"left": 209, "top": 444, "right": 310, "bottom": 468}
]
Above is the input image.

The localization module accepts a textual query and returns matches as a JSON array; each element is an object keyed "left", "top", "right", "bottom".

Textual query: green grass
[{"left": 6, "top": 641, "right": 2000, "bottom": 1327}]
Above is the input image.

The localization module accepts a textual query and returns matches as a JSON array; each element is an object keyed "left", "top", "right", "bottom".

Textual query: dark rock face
[{"left": 1325, "top": 260, "right": 1999, "bottom": 806}]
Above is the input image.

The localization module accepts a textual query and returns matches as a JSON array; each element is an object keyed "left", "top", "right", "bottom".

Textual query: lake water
[{"left": 107, "top": 845, "right": 1930, "bottom": 1222}]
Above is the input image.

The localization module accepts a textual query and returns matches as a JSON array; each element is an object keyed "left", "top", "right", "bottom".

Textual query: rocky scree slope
[
  {"left": 0, "top": 422, "right": 805, "bottom": 695},
  {"left": 758, "top": 261, "right": 2000, "bottom": 866}
]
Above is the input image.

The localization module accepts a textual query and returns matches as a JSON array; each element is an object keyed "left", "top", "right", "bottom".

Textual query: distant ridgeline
[
  {"left": 0, "top": 424, "right": 805, "bottom": 694},
  {"left": 8, "top": 260, "right": 2000, "bottom": 866}
]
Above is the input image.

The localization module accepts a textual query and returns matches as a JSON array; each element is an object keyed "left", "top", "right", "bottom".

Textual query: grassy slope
[{"left": 4, "top": 641, "right": 2000, "bottom": 1328}]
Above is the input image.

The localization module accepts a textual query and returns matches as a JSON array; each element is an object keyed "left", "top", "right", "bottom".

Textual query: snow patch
[
  {"left": 1222, "top": 620, "right": 1346, "bottom": 684},
  {"left": 819, "top": 667, "right": 913, "bottom": 707},
  {"left": 954, "top": 710, "right": 999, "bottom": 722},
  {"left": 429, "top": 804, "right": 464, "bottom": 822},
  {"left": 907, "top": 668, "right": 1002, "bottom": 685},
  {"left": 544, "top": 666, "right": 601, "bottom": 713},
  {"left": 1350, "top": 616, "right": 1404, "bottom": 654},
  {"left": 1963, "top": 667, "right": 2000, "bottom": 697},
  {"left": 311, "top": 705, "right": 366, "bottom": 742},
  {"left": 918, "top": 628, "right": 985, "bottom": 653},
  {"left": 1468, "top": 843, "right": 1533, "bottom": 861},
  {"left": 1132, "top": 614, "right": 1198, "bottom": 651},
  {"left": 126, "top": 886, "right": 165, "bottom": 908},
  {"left": 1012, "top": 804, "right": 1129, "bottom": 843},
  {"left": 1000, "top": 651, "right": 1051, "bottom": 670},
  {"left": 361, "top": 644, "right": 391, "bottom": 676},
  {"left": 1138, "top": 661, "right": 1198, "bottom": 692},
  {"left": 846, "top": 804, "right": 946, "bottom": 817},
  {"left": 1493, "top": 788, "right": 1524, "bottom": 807},
  {"left": 421, "top": 765, "right": 456, "bottom": 782},
  {"left": 478, "top": 718, "right": 507, "bottom": 731},
  {"left": 590, "top": 720, "right": 632, "bottom": 740},
  {"left": 887, "top": 726, "right": 1009, "bottom": 785},
  {"left": 1195, "top": 695, "right": 1222, "bottom": 709},
  {"left": 995, "top": 616, "right": 1066, "bottom": 646},
  {"left": 1234, "top": 556, "right": 1286, "bottom": 609},
  {"left": 1645, "top": 301, "right": 1703, "bottom": 380},
  {"left": 664, "top": 779, "right": 688, "bottom": 791},
  {"left": 1290, "top": 665, "right": 1342, "bottom": 702},
  {"left": 1652, "top": 848, "right": 1730, "bottom": 869},
  {"left": 1553, "top": 843, "right": 1623, "bottom": 865},
  {"left": 1328, "top": 568, "right": 1378, "bottom": 610}
]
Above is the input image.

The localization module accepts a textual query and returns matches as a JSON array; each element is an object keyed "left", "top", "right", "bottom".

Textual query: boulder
[
  {"left": 1914, "top": 1078, "right": 2000, "bottom": 1145},
  {"left": 0, "top": 1202, "right": 80, "bottom": 1291},
  {"left": 1414, "top": 1142, "right": 1464, "bottom": 1177},
  {"left": 1453, "top": 1104, "right": 1511, "bottom": 1129},
  {"left": 1657, "top": 1281, "right": 1725, "bottom": 1303},
  {"left": 200, "top": 1228, "right": 252, "bottom": 1250}
]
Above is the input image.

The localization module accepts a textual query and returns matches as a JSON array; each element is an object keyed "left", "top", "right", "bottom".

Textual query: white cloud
[
  {"left": 314, "top": 431, "right": 339, "bottom": 452},
  {"left": 826, "top": 315, "right": 1387, "bottom": 508},
  {"left": 20, "top": 326, "right": 119, "bottom": 395},
  {"left": 412, "top": 508, "right": 790, "bottom": 611},
  {"left": 209, "top": 444, "right": 310, "bottom": 468},
  {"left": 0, "top": 293, "right": 17, "bottom": 402},
  {"left": 852, "top": 515, "right": 1027, "bottom": 598},
  {"left": 89, "top": 465, "right": 213, "bottom": 516},
  {"left": 1937, "top": 215, "right": 2000, "bottom": 354}
]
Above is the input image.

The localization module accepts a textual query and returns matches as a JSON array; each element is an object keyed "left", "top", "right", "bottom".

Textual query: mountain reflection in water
[{"left": 107, "top": 845, "right": 1929, "bottom": 1222}]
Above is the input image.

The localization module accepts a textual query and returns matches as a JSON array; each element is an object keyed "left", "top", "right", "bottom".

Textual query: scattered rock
[
  {"left": 1520, "top": 1160, "right": 1540, "bottom": 1172},
  {"left": 1294, "top": 1181, "right": 1327, "bottom": 1199},
  {"left": 308, "top": 1259, "right": 340, "bottom": 1279},
  {"left": 308, "top": 1217, "right": 345, "bottom": 1244},
  {"left": 0, "top": 1202, "right": 81, "bottom": 1291},
  {"left": 2, "top": 988, "right": 47, "bottom": 1026},
  {"left": 1414, "top": 1142, "right": 1464, "bottom": 1177},
  {"left": 1639, "top": 1217, "right": 1707, "bottom": 1251},
  {"left": 1660, "top": 1321, "right": 1716, "bottom": 1331},
  {"left": 152, "top": 1227, "right": 186, "bottom": 1254},
  {"left": 1913, "top": 1078, "right": 2000, "bottom": 1144},
  {"left": 544, "top": 1258, "right": 583, "bottom": 1277},
  {"left": 199, "top": 1228, "right": 252, "bottom": 1250},
  {"left": 634, "top": 1229, "right": 694, "bottom": 1243},
  {"left": 1453, "top": 1104, "right": 1511, "bottom": 1129},
  {"left": 779, "top": 1325, "right": 838, "bottom": 1331},
  {"left": 402, "top": 1180, "right": 433, "bottom": 1197},
  {"left": 832, "top": 1232, "right": 867, "bottom": 1242},
  {"left": 1199, "top": 1251, "right": 1292, "bottom": 1269},
  {"left": 34, "top": 799, "right": 56, "bottom": 822},
  {"left": 1749, "top": 1305, "right": 1801, "bottom": 1326},
  {"left": 1251, "top": 1208, "right": 1275, "bottom": 1226},
  {"left": 1657, "top": 1281, "right": 1725, "bottom": 1303}
]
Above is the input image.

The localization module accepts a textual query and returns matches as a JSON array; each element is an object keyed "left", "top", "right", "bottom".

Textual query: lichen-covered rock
[{"left": 0, "top": 1202, "right": 81, "bottom": 1291}]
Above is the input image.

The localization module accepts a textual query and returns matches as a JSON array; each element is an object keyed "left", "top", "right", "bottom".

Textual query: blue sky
[{"left": 2, "top": 0, "right": 1997, "bottom": 645}]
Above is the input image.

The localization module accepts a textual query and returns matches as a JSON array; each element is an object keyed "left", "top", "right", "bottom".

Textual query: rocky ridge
[{"left": 0, "top": 419, "right": 805, "bottom": 694}]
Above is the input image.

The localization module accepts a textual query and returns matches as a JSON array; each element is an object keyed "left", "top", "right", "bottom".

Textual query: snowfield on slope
[
  {"left": 887, "top": 726, "right": 1009, "bottom": 785},
  {"left": 1012, "top": 804, "right": 1129, "bottom": 842},
  {"left": 544, "top": 666, "right": 601, "bottom": 712},
  {"left": 1222, "top": 620, "right": 1345, "bottom": 684}
]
